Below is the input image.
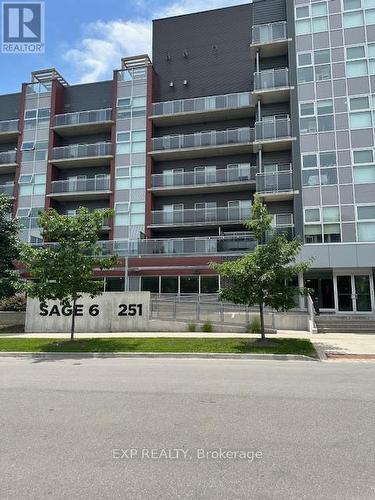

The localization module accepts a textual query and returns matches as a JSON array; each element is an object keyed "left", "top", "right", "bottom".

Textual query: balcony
[
  {"left": 256, "top": 168, "right": 296, "bottom": 201},
  {"left": 0, "top": 151, "right": 17, "bottom": 173},
  {"left": 151, "top": 92, "right": 253, "bottom": 126},
  {"left": 50, "top": 142, "right": 113, "bottom": 168},
  {"left": 53, "top": 108, "right": 113, "bottom": 136},
  {"left": 254, "top": 117, "right": 294, "bottom": 151},
  {"left": 253, "top": 69, "right": 291, "bottom": 103},
  {"left": 47, "top": 176, "right": 111, "bottom": 201},
  {"left": 250, "top": 21, "right": 290, "bottom": 57},
  {"left": 97, "top": 234, "right": 257, "bottom": 257},
  {"left": 150, "top": 127, "right": 255, "bottom": 160},
  {"left": 0, "top": 183, "right": 14, "bottom": 197},
  {"left": 0, "top": 119, "right": 19, "bottom": 143},
  {"left": 150, "top": 206, "right": 251, "bottom": 229},
  {"left": 150, "top": 164, "right": 257, "bottom": 195}
]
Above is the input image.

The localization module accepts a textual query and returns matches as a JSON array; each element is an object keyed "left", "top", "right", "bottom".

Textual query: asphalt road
[{"left": 0, "top": 357, "right": 374, "bottom": 500}]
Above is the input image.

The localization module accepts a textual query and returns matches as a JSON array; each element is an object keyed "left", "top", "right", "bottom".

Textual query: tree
[
  {"left": 211, "top": 195, "right": 312, "bottom": 342},
  {"left": 20, "top": 207, "right": 118, "bottom": 340},
  {"left": 0, "top": 194, "right": 21, "bottom": 300}
]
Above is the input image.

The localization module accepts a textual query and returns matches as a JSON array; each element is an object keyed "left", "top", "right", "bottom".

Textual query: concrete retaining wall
[{"left": 0, "top": 312, "right": 26, "bottom": 328}]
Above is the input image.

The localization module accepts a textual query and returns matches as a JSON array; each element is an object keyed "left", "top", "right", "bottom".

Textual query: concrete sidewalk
[{"left": 1, "top": 330, "right": 375, "bottom": 357}]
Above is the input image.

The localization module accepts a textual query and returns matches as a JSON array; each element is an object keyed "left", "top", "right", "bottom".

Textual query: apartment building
[{"left": 1, "top": 0, "right": 375, "bottom": 314}]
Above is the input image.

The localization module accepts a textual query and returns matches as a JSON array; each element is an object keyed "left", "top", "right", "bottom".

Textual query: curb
[
  {"left": 311, "top": 342, "right": 328, "bottom": 361},
  {"left": 0, "top": 351, "right": 318, "bottom": 361}
]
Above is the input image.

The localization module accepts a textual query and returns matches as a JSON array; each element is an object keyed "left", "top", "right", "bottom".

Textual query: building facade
[{"left": 1, "top": 0, "right": 375, "bottom": 313}]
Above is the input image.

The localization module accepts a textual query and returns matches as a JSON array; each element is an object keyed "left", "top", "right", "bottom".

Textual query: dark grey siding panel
[
  {"left": 152, "top": 4, "right": 253, "bottom": 101},
  {"left": 153, "top": 191, "right": 254, "bottom": 210},
  {"left": 252, "top": 0, "right": 286, "bottom": 24},
  {"left": 262, "top": 151, "right": 291, "bottom": 164},
  {"left": 153, "top": 118, "right": 253, "bottom": 138},
  {"left": 57, "top": 166, "right": 110, "bottom": 180},
  {"left": 153, "top": 154, "right": 256, "bottom": 174},
  {"left": 0, "top": 93, "right": 21, "bottom": 120},
  {"left": 260, "top": 56, "right": 288, "bottom": 71},
  {"left": 62, "top": 81, "right": 113, "bottom": 113},
  {"left": 262, "top": 102, "right": 290, "bottom": 116},
  {"left": 58, "top": 133, "right": 111, "bottom": 146}
]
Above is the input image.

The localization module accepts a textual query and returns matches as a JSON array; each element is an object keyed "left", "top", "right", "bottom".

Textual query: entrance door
[{"left": 336, "top": 274, "right": 372, "bottom": 312}]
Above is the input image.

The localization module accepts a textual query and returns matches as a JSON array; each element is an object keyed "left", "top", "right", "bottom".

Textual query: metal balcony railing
[
  {"left": 255, "top": 117, "right": 291, "bottom": 141},
  {"left": 0, "top": 119, "right": 19, "bottom": 134},
  {"left": 0, "top": 151, "right": 17, "bottom": 165},
  {"left": 96, "top": 235, "right": 257, "bottom": 257},
  {"left": 252, "top": 21, "right": 287, "bottom": 44},
  {"left": 256, "top": 168, "right": 293, "bottom": 194},
  {"left": 254, "top": 68, "right": 289, "bottom": 90},
  {"left": 151, "top": 206, "right": 251, "bottom": 226},
  {"left": 54, "top": 108, "right": 112, "bottom": 127},
  {"left": 152, "top": 127, "right": 254, "bottom": 152},
  {"left": 50, "top": 176, "right": 111, "bottom": 194},
  {"left": 152, "top": 92, "right": 252, "bottom": 116},
  {"left": 0, "top": 183, "right": 14, "bottom": 196},
  {"left": 52, "top": 142, "right": 112, "bottom": 160},
  {"left": 152, "top": 164, "right": 257, "bottom": 188}
]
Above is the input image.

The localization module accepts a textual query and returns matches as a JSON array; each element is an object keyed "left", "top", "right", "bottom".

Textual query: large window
[
  {"left": 300, "top": 100, "right": 334, "bottom": 134},
  {"left": 357, "top": 205, "right": 375, "bottom": 241},
  {"left": 304, "top": 206, "right": 341, "bottom": 243}
]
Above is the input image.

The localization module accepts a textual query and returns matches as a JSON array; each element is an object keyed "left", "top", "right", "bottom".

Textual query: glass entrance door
[{"left": 336, "top": 274, "right": 372, "bottom": 313}]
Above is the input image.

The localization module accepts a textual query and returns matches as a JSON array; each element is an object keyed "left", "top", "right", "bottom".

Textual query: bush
[
  {"left": 247, "top": 317, "right": 261, "bottom": 334},
  {"left": 201, "top": 321, "right": 213, "bottom": 333},
  {"left": 0, "top": 295, "right": 26, "bottom": 312},
  {"left": 187, "top": 323, "right": 196, "bottom": 332}
]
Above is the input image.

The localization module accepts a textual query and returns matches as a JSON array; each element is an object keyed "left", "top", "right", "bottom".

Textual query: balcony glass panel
[
  {"left": 252, "top": 21, "right": 287, "bottom": 44},
  {"left": 152, "top": 164, "right": 256, "bottom": 188},
  {"left": 0, "top": 151, "right": 17, "bottom": 165},
  {"left": 255, "top": 117, "right": 291, "bottom": 141},
  {"left": 52, "top": 142, "right": 112, "bottom": 160},
  {"left": 256, "top": 169, "right": 293, "bottom": 193},
  {"left": 0, "top": 119, "right": 19, "bottom": 133},
  {"left": 151, "top": 206, "right": 251, "bottom": 226},
  {"left": 152, "top": 92, "right": 251, "bottom": 116},
  {"left": 55, "top": 109, "right": 112, "bottom": 127},
  {"left": 0, "top": 183, "right": 14, "bottom": 196},
  {"left": 254, "top": 69, "right": 289, "bottom": 90},
  {"left": 50, "top": 176, "right": 110, "bottom": 194},
  {"left": 152, "top": 127, "right": 255, "bottom": 151}
]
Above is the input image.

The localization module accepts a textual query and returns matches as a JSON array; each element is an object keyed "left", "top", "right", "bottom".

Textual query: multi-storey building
[{"left": 1, "top": 0, "right": 375, "bottom": 314}]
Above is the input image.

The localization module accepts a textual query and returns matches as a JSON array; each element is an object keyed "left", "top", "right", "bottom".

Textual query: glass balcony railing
[
  {"left": 151, "top": 206, "right": 251, "bottom": 226},
  {"left": 52, "top": 142, "right": 112, "bottom": 161},
  {"left": 256, "top": 168, "right": 293, "bottom": 194},
  {"left": 252, "top": 21, "right": 287, "bottom": 45},
  {"left": 54, "top": 108, "right": 112, "bottom": 127},
  {"left": 152, "top": 92, "right": 252, "bottom": 116},
  {"left": 50, "top": 176, "right": 111, "bottom": 194},
  {"left": 255, "top": 117, "right": 291, "bottom": 141},
  {"left": 0, "top": 151, "right": 17, "bottom": 165},
  {"left": 0, "top": 119, "right": 19, "bottom": 134},
  {"left": 96, "top": 235, "right": 257, "bottom": 257},
  {"left": 152, "top": 127, "right": 254, "bottom": 152},
  {"left": 254, "top": 68, "right": 289, "bottom": 90},
  {"left": 152, "top": 164, "right": 257, "bottom": 188},
  {"left": 0, "top": 183, "right": 14, "bottom": 196}
]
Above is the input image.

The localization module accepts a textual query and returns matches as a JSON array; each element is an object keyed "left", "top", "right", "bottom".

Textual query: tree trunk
[
  {"left": 70, "top": 297, "right": 76, "bottom": 341},
  {"left": 259, "top": 302, "right": 266, "bottom": 341}
]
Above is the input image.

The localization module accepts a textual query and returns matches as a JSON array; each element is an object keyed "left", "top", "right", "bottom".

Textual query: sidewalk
[{"left": 1, "top": 330, "right": 375, "bottom": 357}]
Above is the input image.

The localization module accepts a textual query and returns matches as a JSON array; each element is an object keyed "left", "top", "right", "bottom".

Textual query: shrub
[
  {"left": 0, "top": 295, "right": 27, "bottom": 312},
  {"left": 247, "top": 317, "right": 261, "bottom": 334},
  {"left": 187, "top": 323, "right": 196, "bottom": 332},
  {"left": 201, "top": 321, "right": 213, "bottom": 333}
]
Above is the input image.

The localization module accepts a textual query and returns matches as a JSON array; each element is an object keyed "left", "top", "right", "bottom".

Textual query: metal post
[{"left": 124, "top": 257, "right": 128, "bottom": 292}]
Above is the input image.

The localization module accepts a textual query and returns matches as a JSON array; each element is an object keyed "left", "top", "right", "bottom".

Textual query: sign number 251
[{"left": 118, "top": 304, "right": 143, "bottom": 317}]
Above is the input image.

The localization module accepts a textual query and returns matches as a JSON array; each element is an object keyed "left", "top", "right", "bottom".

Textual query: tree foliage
[
  {"left": 20, "top": 207, "right": 118, "bottom": 338},
  {"left": 0, "top": 195, "right": 20, "bottom": 299},
  {"left": 212, "top": 195, "right": 312, "bottom": 340}
]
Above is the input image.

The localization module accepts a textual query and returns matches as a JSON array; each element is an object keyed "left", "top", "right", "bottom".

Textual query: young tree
[
  {"left": 0, "top": 194, "right": 21, "bottom": 300},
  {"left": 211, "top": 195, "right": 311, "bottom": 342},
  {"left": 20, "top": 207, "right": 118, "bottom": 340}
]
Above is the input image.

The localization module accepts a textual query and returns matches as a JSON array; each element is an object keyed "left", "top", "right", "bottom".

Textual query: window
[
  {"left": 353, "top": 150, "right": 373, "bottom": 163},
  {"left": 311, "top": 2, "right": 327, "bottom": 16},
  {"left": 115, "top": 203, "right": 129, "bottom": 213},
  {"left": 296, "top": 19, "right": 311, "bottom": 34},
  {"left": 344, "top": 0, "right": 361, "bottom": 9},
  {"left": 323, "top": 206, "right": 340, "bottom": 223},
  {"left": 305, "top": 208, "right": 320, "bottom": 223},
  {"left": 358, "top": 222, "right": 375, "bottom": 241},
  {"left": 298, "top": 53, "right": 312, "bottom": 66},
  {"left": 300, "top": 117, "right": 316, "bottom": 133},
  {"left": 317, "top": 100, "right": 334, "bottom": 131},
  {"left": 320, "top": 168, "right": 337, "bottom": 185},
  {"left": 350, "top": 96, "right": 369, "bottom": 110},
  {"left": 16, "top": 208, "right": 31, "bottom": 217},
  {"left": 304, "top": 225, "right": 322, "bottom": 243},
  {"left": 116, "top": 130, "right": 146, "bottom": 154},
  {"left": 303, "top": 170, "right": 320, "bottom": 186},
  {"left": 354, "top": 165, "right": 375, "bottom": 183},
  {"left": 366, "top": 8, "right": 375, "bottom": 24},
  {"left": 19, "top": 174, "right": 33, "bottom": 183},
  {"left": 312, "top": 17, "right": 328, "bottom": 32},
  {"left": 161, "top": 276, "right": 178, "bottom": 294},
  {"left": 201, "top": 275, "right": 219, "bottom": 294},
  {"left": 350, "top": 111, "right": 372, "bottom": 128},
  {"left": 298, "top": 67, "right": 314, "bottom": 83},
  {"left": 296, "top": 6, "right": 309, "bottom": 18},
  {"left": 21, "top": 142, "right": 35, "bottom": 151},
  {"left": 358, "top": 205, "right": 375, "bottom": 219},
  {"left": 314, "top": 49, "right": 330, "bottom": 64},
  {"left": 315, "top": 64, "right": 331, "bottom": 81},
  {"left": 317, "top": 100, "right": 333, "bottom": 115},
  {"left": 347, "top": 60, "right": 368, "bottom": 77},
  {"left": 343, "top": 11, "right": 364, "bottom": 28},
  {"left": 300, "top": 103, "right": 315, "bottom": 116},
  {"left": 141, "top": 277, "right": 159, "bottom": 293},
  {"left": 320, "top": 151, "right": 336, "bottom": 167},
  {"left": 302, "top": 154, "right": 317, "bottom": 168},
  {"left": 346, "top": 46, "right": 365, "bottom": 59},
  {"left": 180, "top": 276, "right": 199, "bottom": 294}
]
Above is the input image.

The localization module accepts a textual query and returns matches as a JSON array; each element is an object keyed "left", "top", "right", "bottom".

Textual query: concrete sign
[{"left": 25, "top": 292, "right": 151, "bottom": 333}]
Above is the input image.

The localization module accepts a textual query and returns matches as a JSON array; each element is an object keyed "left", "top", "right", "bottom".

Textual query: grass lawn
[{"left": 0, "top": 337, "right": 317, "bottom": 357}]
